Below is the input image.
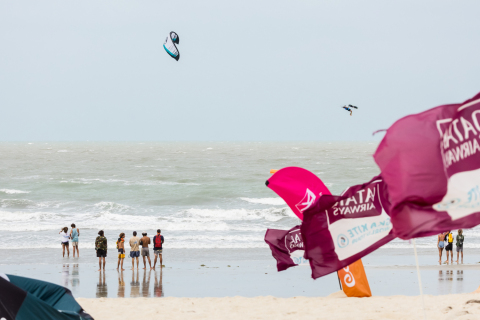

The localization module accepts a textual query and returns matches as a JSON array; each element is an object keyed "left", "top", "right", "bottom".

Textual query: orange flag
[{"left": 337, "top": 259, "right": 372, "bottom": 297}]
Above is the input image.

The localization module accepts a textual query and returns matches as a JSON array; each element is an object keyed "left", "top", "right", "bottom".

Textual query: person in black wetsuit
[{"left": 342, "top": 105, "right": 358, "bottom": 116}]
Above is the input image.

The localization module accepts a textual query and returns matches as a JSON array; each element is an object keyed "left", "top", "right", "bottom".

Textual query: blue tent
[{"left": 0, "top": 274, "right": 93, "bottom": 320}]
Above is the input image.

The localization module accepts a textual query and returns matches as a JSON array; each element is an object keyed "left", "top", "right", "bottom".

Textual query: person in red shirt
[{"left": 153, "top": 229, "right": 164, "bottom": 269}]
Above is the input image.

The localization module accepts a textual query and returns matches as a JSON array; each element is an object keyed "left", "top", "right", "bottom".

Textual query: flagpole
[
  {"left": 412, "top": 239, "right": 427, "bottom": 320},
  {"left": 336, "top": 272, "right": 342, "bottom": 290}
]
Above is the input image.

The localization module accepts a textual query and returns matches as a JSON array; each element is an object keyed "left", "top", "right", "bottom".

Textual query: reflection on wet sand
[
  {"left": 62, "top": 264, "right": 70, "bottom": 288},
  {"left": 142, "top": 270, "right": 151, "bottom": 297},
  {"left": 61, "top": 266, "right": 164, "bottom": 298},
  {"left": 439, "top": 270, "right": 464, "bottom": 282},
  {"left": 71, "top": 264, "right": 80, "bottom": 288},
  {"left": 96, "top": 271, "right": 107, "bottom": 298},
  {"left": 438, "top": 269, "right": 465, "bottom": 294},
  {"left": 118, "top": 271, "right": 125, "bottom": 298},
  {"left": 154, "top": 269, "right": 164, "bottom": 297},
  {"left": 62, "top": 263, "right": 80, "bottom": 290},
  {"left": 128, "top": 269, "right": 164, "bottom": 298},
  {"left": 131, "top": 269, "right": 140, "bottom": 297},
  {"left": 457, "top": 270, "right": 464, "bottom": 281}
]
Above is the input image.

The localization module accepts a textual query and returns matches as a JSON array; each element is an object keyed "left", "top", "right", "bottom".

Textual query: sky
[{"left": 0, "top": 0, "right": 479, "bottom": 141}]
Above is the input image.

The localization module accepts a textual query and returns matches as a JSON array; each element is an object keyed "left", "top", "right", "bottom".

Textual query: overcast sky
[{"left": 1, "top": 0, "right": 479, "bottom": 141}]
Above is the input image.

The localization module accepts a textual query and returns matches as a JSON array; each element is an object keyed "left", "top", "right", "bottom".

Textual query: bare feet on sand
[{"left": 444, "top": 260, "right": 449, "bottom": 264}]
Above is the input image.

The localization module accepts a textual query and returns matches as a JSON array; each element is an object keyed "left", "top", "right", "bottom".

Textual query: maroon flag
[
  {"left": 374, "top": 92, "right": 480, "bottom": 239},
  {"left": 264, "top": 225, "right": 308, "bottom": 271},
  {"left": 265, "top": 167, "right": 331, "bottom": 271},
  {"left": 301, "top": 176, "right": 395, "bottom": 279}
]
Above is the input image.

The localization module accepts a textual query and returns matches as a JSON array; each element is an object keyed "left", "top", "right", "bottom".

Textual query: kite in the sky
[
  {"left": 163, "top": 31, "right": 180, "bottom": 61},
  {"left": 342, "top": 104, "right": 358, "bottom": 116}
]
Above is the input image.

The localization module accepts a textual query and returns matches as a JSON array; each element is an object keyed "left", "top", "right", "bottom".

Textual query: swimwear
[
  {"left": 154, "top": 249, "right": 163, "bottom": 255},
  {"left": 118, "top": 249, "right": 125, "bottom": 259},
  {"left": 141, "top": 248, "right": 150, "bottom": 257},
  {"left": 61, "top": 241, "right": 69, "bottom": 246},
  {"left": 97, "top": 249, "right": 107, "bottom": 258},
  {"left": 438, "top": 241, "right": 444, "bottom": 248},
  {"left": 456, "top": 246, "right": 463, "bottom": 252},
  {"left": 130, "top": 251, "right": 140, "bottom": 258}
]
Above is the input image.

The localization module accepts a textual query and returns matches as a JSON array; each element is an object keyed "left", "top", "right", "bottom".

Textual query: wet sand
[{"left": 1, "top": 248, "right": 480, "bottom": 298}]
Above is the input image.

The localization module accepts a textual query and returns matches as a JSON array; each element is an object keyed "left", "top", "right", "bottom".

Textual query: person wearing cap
[{"left": 140, "top": 232, "right": 152, "bottom": 269}]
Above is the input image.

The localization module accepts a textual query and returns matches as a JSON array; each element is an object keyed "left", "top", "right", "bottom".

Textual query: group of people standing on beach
[
  {"left": 437, "top": 229, "right": 464, "bottom": 264},
  {"left": 59, "top": 223, "right": 80, "bottom": 258},
  {"left": 95, "top": 230, "right": 164, "bottom": 271},
  {"left": 59, "top": 225, "right": 164, "bottom": 272}
]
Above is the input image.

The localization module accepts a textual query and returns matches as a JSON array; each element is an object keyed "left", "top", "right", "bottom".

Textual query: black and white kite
[{"left": 163, "top": 31, "right": 180, "bottom": 61}]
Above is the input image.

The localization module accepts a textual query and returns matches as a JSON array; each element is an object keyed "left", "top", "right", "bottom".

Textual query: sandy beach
[{"left": 77, "top": 292, "right": 480, "bottom": 320}]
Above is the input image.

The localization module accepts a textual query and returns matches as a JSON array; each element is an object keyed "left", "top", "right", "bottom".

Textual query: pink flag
[
  {"left": 266, "top": 167, "right": 331, "bottom": 220},
  {"left": 301, "top": 176, "right": 395, "bottom": 279},
  {"left": 374, "top": 92, "right": 480, "bottom": 239},
  {"left": 264, "top": 225, "right": 308, "bottom": 271}
]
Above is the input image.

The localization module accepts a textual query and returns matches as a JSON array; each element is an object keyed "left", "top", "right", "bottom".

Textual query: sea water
[{"left": 0, "top": 142, "right": 479, "bottom": 258}]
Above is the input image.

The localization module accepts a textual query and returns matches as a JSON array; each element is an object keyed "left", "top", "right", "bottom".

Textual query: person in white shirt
[{"left": 59, "top": 227, "right": 70, "bottom": 257}]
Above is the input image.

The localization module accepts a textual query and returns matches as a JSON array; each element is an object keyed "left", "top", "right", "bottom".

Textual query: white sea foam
[
  {"left": 240, "top": 198, "right": 285, "bottom": 206},
  {"left": 0, "top": 208, "right": 271, "bottom": 232},
  {"left": 93, "top": 201, "right": 132, "bottom": 213},
  {"left": 184, "top": 207, "right": 293, "bottom": 222},
  {"left": 0, "top": 210, "right": 58, "bottom": 223},
  {"left": 57, "top": 178, "right": 200, "bottom": 186},
  {"left": 0, "top": 189, "right": 30, "bottom": 194}
]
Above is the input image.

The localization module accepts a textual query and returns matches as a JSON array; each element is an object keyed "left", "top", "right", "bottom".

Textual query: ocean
[
  {"left": 2, "top": 141, "right": 480, "bottom": 298},
  {"left": 1, "top": 141, "right": 479, "bottom": 254}
]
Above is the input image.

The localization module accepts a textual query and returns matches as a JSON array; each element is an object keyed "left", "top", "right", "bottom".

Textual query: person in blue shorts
[
  {"left": 129, "top": 231, "right": 141, "bottom": 269},
  {"left": 437, "top": 232, "right": 446, "bottom": 264}
]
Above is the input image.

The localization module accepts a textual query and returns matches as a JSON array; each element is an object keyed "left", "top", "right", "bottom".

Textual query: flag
[
  {"left": 264, "top": 225, "right": 308, "bottom": 271},
  {"left": 266, "top": 167, "right": 331, "bottom": 220},
  {"left": 374, "top": 92, "right": 480, "bottom": 239},
  {"left": 301, "top": 176, "right": 395, "bottom": 279},
  {"left": 337, "top": 259, "right": 372, "bottom": 297}
]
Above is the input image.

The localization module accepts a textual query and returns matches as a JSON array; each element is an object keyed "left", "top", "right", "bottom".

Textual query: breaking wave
[
  {"left": 240, "top": 198, "right": 285, "bottom": 205},
  {"left": 0, "top": 189, "right": 30, "bottom": 194}
]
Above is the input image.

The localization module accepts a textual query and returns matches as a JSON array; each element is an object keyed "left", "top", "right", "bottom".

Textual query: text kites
[
  {"left": 374, "top": 91, "right": 480, "bottom": 239},
  {"left": 301, "top": 176, "right": 395, "bottom": 279},
  {"left": 264, "top": 225, "right": 308, "bottom": 271}
]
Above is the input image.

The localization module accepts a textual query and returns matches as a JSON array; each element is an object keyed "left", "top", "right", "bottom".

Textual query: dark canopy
[{"left": 0, "top": 274, "right": 93, "bottom": 320}]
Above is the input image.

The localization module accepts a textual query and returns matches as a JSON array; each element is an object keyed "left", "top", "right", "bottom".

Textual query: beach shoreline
[
  {"left": 2, "top": 247, "right": 480, "bottom": 299},
  {"left": 77, "top": 293, "right": 480, "bottom": 319}
]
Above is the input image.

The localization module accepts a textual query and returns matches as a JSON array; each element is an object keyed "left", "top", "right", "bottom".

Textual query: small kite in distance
[
  {"left": 164, "top": 31, "right": 180, "bottom": 61},
  {"left": 342, "top": 105, "right": 358, "bottom": 116}
]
